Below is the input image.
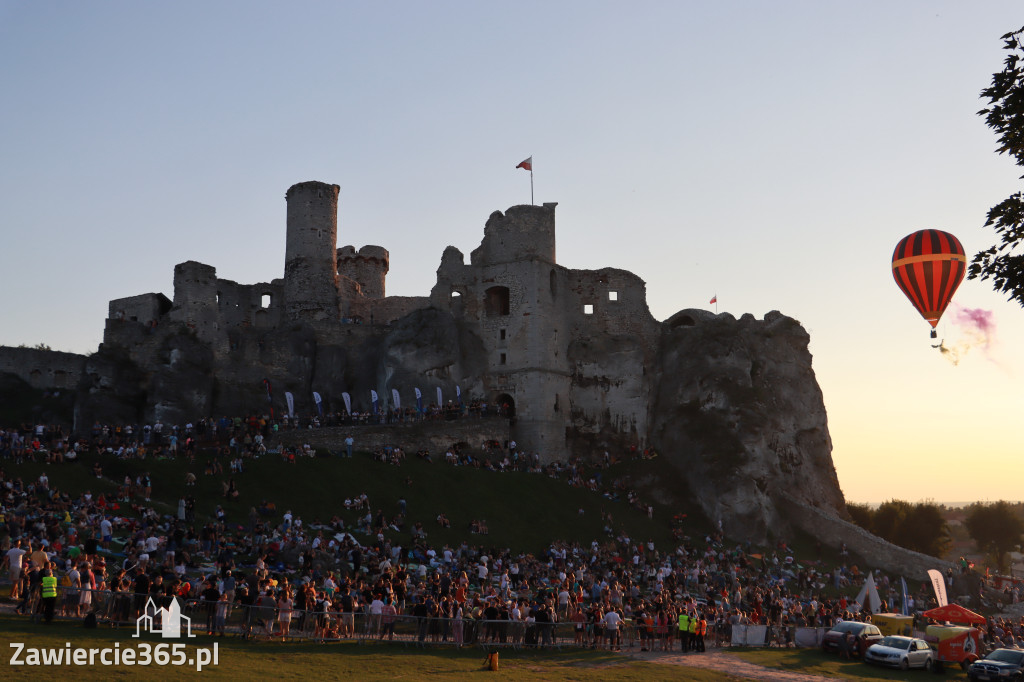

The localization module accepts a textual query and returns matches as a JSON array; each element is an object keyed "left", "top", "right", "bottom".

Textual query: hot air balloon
[{"left": 891, "top": 229, "right": 966, "bottom": 338}]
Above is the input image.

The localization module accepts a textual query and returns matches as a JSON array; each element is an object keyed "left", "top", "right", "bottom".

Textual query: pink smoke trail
[
  {"left": 953, "top": 307, "right": 995, "bottom": 343},
  {"left": 936, "top": 305, "right": 1000, "bottom": 368}
]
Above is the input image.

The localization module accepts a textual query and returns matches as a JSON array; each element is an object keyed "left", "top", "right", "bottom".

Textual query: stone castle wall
[
  {"left": 348, "top": 296, "right": 428, "bottom": 326},
  {"left": 108, "top": 293, "right": 172, "bottom": 326},
  {"left": 470, "top": 204, "right": 557, "bottom": 266},
  {"left": 0, "top": 347, "right": 86, "bottom": 390}
]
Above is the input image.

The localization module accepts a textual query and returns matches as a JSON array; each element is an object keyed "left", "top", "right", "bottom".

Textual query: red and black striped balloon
[{"left": 891, "top": 229, "right": 966, "bottom": 330}]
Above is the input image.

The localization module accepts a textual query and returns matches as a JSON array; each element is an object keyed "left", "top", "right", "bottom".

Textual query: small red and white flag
[
  {"left": 709, "top": 296, "right": 717, "bottom": 305},
  {"left": 516, "top": 156, "right": 532, "bottom": 171}
]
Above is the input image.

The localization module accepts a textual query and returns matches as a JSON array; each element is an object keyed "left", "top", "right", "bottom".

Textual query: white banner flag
[
  {"left": 927, "top": 569, "right": 948, "bottom": 607},
  {"left": 285, "top": 391, "right": 295, "bottom": 418},
  {"left": 341, "top": 392, "right": 351, "bottom": 414},
  {"left": 436, "top": 386, "right": 442, "bottom": 405},
  {"left": 391, "top": 388, "right": 400, "bottom": 410}
]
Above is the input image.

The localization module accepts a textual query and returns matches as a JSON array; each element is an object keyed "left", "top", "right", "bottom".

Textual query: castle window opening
[
  {"left": 451, "top": 290, "right": 461, "bottom": 298},
  {"left": 500, "top": 353, "right": 507, "bottom": 365},
  {"left": 261, "top": 294, "right": 271, "bottom": 309},
  {"left": 549, "top": 269, "right": 557, "bottom": 298},
  {"left": 499, "top": 329, "right": 506, "bottom": 340},
  {"left": 609, "top": 291, "right": 618, "bottom": 301},
  {"left": 584, "top": 304, "right": 594, "bottom": 315},
  {"left": 216, "top": 293, "right": 221, "bottom": 305},
  {"left": 484, "top": 286, "right": 510, "bottom": 317}
]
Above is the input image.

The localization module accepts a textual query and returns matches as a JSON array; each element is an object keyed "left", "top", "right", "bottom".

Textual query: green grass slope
[{"left": 3, "top": 441, "right": 712, "bottom": 557}]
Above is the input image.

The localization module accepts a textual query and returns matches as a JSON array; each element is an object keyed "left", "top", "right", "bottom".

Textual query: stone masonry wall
[
  {"left": 337, "top": 245, "right": 388, "bottom": 299},
  {"left": 274, "top": 418, "right": 510, "bottom": 457},
  {"left": 470, "top": 204, "right": 557, "bottom": 266},
  {"left": 284, "top": 181, "right": 340, "bottom": 321},
  {"left": 108, "top": 293, "right": 171, "bottom": 325},
  {"left": 0, "top": 347, "right": 86, "bottom": 390}
]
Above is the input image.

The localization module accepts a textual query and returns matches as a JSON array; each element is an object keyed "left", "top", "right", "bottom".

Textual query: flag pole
[{"left": 530, "top": 168, "right": 534, "bottom": 205}]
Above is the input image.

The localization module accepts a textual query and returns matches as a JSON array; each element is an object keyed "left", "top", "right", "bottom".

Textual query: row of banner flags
[
  {"left": 852, "top": 569, "right": 947, "bottom": 617},
  {"left": 265, "top": 379, "right": 463, "bottom": 418}
]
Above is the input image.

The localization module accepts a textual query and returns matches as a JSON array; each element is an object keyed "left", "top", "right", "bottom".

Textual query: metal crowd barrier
[{"left": 13, "top": 587, "right": 659, "bottom": 650}]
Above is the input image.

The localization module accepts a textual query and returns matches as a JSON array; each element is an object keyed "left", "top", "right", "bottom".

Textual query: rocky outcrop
[
  {"left": 786, "top": 500, "right": 953, "bottom": 578},
  {"left": 650, "top": 310, "right": 845, "bottom": 542}
]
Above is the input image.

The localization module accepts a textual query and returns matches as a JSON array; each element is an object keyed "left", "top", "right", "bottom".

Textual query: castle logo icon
[{"left": 133, "top": 596, "right": 196, "bottom": 639}]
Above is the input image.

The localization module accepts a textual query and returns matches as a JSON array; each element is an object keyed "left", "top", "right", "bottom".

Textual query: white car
[{"left": 864, "top": 635, "right": 935, "bottom": 671}]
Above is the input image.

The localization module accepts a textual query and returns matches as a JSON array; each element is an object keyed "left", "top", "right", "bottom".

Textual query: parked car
[
  {"left": 821, "top": 621, "right": 883, "bottom": 657},
  {"left": 967, "top": 648, "right": 1024, "bottom": 681},
  {"left": 864, "top": 635, "right": 935, "bottom": 671}
]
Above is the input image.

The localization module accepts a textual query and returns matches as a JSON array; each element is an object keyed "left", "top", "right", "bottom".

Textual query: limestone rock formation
[{"left": 650, "top": 309, "right": 844, "bottom": 541}]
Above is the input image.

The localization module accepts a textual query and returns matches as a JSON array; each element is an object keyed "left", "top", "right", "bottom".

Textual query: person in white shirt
[
  {"left": 369, "top": 597, "right": 385, "bottom": 635},
  {"left": 477, "top": 562, "right": 488, "bottom": 586},
  {"left": 4, "top": 541, "right": 27, "bottom": 599},
  {"left": 604, "top": 608, "right": 623, "bottom": 650}
]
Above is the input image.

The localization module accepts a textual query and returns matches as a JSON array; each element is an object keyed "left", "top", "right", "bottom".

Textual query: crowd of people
[{"left": 1, "top": 417, "right": 1022, "bottom": 654}]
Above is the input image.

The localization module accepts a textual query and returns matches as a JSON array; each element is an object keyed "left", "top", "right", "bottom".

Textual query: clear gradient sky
[{"left": 1, "top": 2, "right": 1021, "bottom": 504}]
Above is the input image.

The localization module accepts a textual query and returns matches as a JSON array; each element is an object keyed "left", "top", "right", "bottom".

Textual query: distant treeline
[{"left": 848, "top": 499, "right": 1024, "bottom": 570}]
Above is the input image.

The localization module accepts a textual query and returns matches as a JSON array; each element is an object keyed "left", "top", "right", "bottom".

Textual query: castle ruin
[{"left": 1, "top": 180, "right": 848, "bottom": 541}]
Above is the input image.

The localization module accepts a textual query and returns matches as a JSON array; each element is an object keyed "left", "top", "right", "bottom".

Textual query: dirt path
[{"left": 621, "top": 647, "right": 837, "bottom": 681}]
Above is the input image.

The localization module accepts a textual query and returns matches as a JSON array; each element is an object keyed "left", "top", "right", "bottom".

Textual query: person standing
[
  {"left": 4, "top": 540, "right": 27, "bottom": 600},
  {"left": 345, "top": 435, "right": 354, "bottom": 458},
  {"left": 678, "top": 609, "right": 690, "bottom": 652},
  {"left": 604, "top": 607, "right": 622, "bottom": 651},
  {"left": 277, "top": 588, "right": 293, "bottom": 639},
  {"left": 203, "top": 580, "right": 221, "bottom": 635},
  {"left": 40, "top": 567, "right": 58, "bottom": 624}
]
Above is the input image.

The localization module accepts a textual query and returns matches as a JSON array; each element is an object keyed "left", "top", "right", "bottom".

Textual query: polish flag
[
  {"left": 709, "top": 296, "right": 717, "bottom": 305},
  {"left": 516, "top": 156, "right": 532, "bottom": 171}
]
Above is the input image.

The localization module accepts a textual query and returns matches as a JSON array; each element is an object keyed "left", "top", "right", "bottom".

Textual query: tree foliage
[
  {"left": 846, "top": 502, "right": 873, "bottom": 529},
  {"left": 964, "top": 501, "right": 1024, "bottom": 571},
  {"left": 971, "top": 26, "right": 1024, "bottom": 306},
  {"left": 846, "top": 499, "right": 952, "bottom": 558}
]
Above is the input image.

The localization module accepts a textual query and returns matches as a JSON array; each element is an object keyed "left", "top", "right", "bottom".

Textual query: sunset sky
[{"left": 1, "top": 2, "right": 1021, "bottom": 504}]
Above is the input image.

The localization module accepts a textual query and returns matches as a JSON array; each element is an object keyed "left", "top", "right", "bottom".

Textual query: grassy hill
[{"left": 3, "top": 435, "right": 715, "bottom": 557}]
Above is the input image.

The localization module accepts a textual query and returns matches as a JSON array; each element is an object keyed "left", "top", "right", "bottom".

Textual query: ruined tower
[
  {"left": 284, "top": 181, "right": 341, "bottom": 321},
  {"left": 455, "top": 203, "right": 571, "bottom": 457},
  {"left": 337, "top": 245, "right": 389, "bottom": 299},
  {"left": 170, "top": 261, "right": 219, "bottom": 343}
]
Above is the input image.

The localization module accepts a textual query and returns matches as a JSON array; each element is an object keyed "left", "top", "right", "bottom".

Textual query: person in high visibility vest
[
  {"left": 697, "top": 614, "right": 707, "bottom": 652},
  {"left": 687, "top": 611, "right": 698, "bottom": 650},
  {"left": 678, "top": 611, "right": 690, "bottom": 652},
  {"left": 40, "top": 567, "right": 58, "bottom": 624}
]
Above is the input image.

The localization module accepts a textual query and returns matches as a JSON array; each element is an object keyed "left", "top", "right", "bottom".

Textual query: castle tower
[
  {"left": 284, "top": 181, "right": 341, "bottom": 321},
  {"left": 337, "top": 245, "right": 389, "bottom": 299},
  {"left": 170, "top": 261, "right": 219, "bottom": 343},
  {"left": 466, "top": 203, "right": 571, "bottom": 460}
]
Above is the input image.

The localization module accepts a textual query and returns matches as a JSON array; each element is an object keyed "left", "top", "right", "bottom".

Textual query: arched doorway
[{"left": 495, "top": 393, "right": 515, "bottom": 419}]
